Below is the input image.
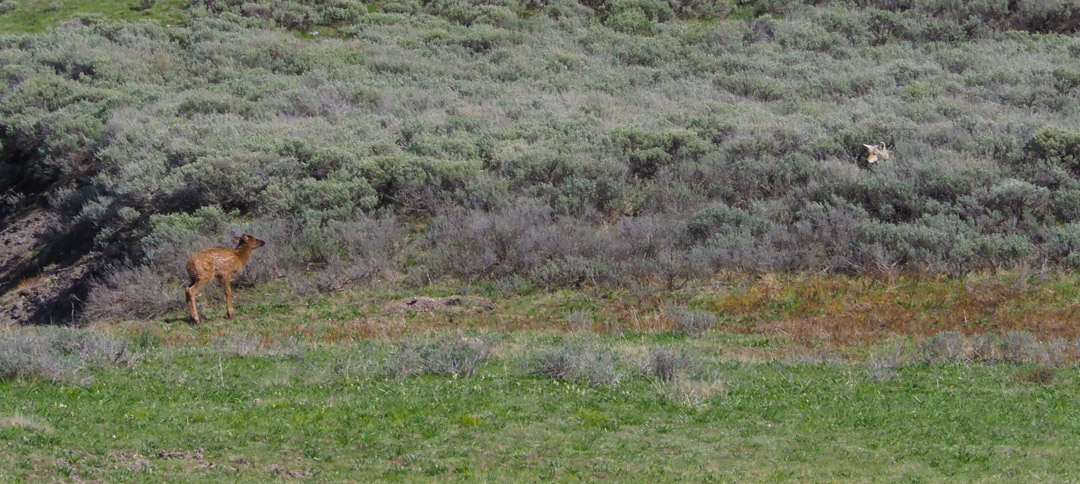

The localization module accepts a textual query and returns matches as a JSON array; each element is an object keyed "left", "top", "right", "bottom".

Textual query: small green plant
[{"left": 458, "top": 413, "right": 484, "bottom": 427}]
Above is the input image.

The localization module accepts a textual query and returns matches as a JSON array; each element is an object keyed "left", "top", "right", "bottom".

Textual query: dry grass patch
[
  {"left": 381, "top": 295, "right": 495, "bottom": 316},
  {"left": 0, "top": 414, "right": 52, "bottom": 434},
  {"left": 701, "top": 272, "right": 1080, "bottom": 345},
  {"left": 659, "top": 377, "right": 729, "bottom": 409}
]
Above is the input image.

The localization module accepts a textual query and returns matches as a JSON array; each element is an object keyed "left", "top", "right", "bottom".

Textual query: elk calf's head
[{"left": 235, "top": 233, "right": 266, "bottom": 251}]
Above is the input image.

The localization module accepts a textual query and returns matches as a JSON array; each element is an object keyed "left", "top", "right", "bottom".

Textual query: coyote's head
[{"left": 863, "top": 142, "right": 891, "bottom": 165}]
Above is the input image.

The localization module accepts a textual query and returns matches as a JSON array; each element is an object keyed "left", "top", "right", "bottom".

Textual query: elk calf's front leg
[{"left": 223, "top": 276, "right": 235, "bottom": 319}]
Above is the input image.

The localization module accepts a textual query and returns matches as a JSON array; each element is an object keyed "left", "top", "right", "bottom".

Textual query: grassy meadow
[
  {"left": 5, "top": 337, "right": 1080, "bottom": 482},
  {"left": 5, "top": 0, "right": 1080, "bottom": 481},
  {"left": 6, "top": 275, "right": 1080, "bottom": 481}
]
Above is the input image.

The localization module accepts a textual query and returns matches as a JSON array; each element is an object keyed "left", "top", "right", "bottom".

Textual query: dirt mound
[
  {"left": 267, "top": 464, "right": 311, "bottom": 479},
  {"left": 382, "top": 295, "right": 495, "bottom": 316}
]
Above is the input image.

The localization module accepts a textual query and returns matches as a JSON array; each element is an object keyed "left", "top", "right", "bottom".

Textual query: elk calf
[
  {"left": 185, "top": 234, "right": 265, "bottom": 324},
  {"left": 863, "top": 142, "right": 891, "bottom": 165}
]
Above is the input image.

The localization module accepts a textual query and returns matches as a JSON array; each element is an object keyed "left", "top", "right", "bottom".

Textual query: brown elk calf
[{"left": 185, "top": 234, "right": 265, "bottom": 324}]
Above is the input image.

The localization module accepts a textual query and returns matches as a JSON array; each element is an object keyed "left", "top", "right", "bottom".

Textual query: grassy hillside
[{"left": 2, "top": 0, "right": 1080, "bottom": 323}]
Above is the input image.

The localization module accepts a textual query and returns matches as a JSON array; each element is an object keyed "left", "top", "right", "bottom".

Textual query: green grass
[
  {"left": 5, "top": 275, "right": 1080, "bottom": 480},
  {"left": 0, "top": 0, "right": 186, "bottom": 33},
  {"left": 2, "top": 331, "right": 1077, "bottom": 482}
]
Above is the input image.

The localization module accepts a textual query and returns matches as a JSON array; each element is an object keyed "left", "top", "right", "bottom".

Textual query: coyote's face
[{"left": 864, "top": 143, "right": 891, "bottom": 164}]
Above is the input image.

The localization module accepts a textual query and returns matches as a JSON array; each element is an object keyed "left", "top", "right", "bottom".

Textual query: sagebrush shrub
[
  {"left": 1047, "top": 223, "right": 1080, "bottom": 269},
  {"left": 386, "top": 337, "right": 491, "bottom": 378},
  {"left": 1001, "top": 331, "right": 1038, "bottom": 364},
  {"left": 530, "top": 344, "right": 622, "bottom": 386},
  {"left": 921, "top": 331, "right": 968, "bottom": 364},
  {"left": 646, "top": 347, "right": 694, "bottom": 381},
  {"left": 83, "top": 263, "right": 181, "bottom": 322},
  {"left": 666, "top": 304, "right": 716, "bottom": 336},
  {"left": 0, "top": 328, "right": 130, "bottom": 384},
  {"left": 863, "top": 341, "right": 904, "bottom": 382}
]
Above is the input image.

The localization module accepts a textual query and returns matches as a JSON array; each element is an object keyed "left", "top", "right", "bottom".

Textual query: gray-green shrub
[
  {"left": 530, "top": 343, "right": 622, "bottom": 386},
  {"left": 386, "top": 337, "right": 492, "bottom": 378},
  {"left": 0, "top": 328, "right": 131, "bottom": 384}
]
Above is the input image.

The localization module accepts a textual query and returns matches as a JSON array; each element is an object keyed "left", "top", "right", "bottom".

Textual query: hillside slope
[{"left": 3, "top": 0, "right": 1080, "bottom": 324}]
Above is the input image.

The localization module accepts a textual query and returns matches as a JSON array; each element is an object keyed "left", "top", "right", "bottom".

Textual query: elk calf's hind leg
[{"left": 186, "top": 277, "right": 212, "bottom": 324}]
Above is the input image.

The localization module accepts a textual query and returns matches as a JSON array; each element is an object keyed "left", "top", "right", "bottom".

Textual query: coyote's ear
[{"left": 864, "top": 144, "right": 876, "bottom": 151}]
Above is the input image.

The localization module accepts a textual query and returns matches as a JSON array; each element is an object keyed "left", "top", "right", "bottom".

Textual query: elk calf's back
[{"left": 185, "top": 234, "right": 265, "bottom": 324}]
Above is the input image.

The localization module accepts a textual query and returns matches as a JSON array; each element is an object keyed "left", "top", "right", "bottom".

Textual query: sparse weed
[
  {"left": 0, "top": 414, "right": 53, "bottom": 434},
  {"left": 565, "top": 310, "right": 593, "bottom": 332},
  {"left": 782, "top": 347, "right": 844, "bottom": 366},
  {"left": 658, "top": 376, "right": 728, "bottom": 409},
  {"left": 1018, "top": 365, "right": 1056, "bottom": 386}
]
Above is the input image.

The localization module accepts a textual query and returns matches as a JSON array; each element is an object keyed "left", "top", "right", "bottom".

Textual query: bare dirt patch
[
  {"left": 381, "top": 295, "right": 495, "bottom": 316},
  {"left": 0, "top": 210, "right": 53, "bottom": 283},
  {"left": 267, "top": 463, "right": 311, "bottom": 479},
  {"left": 0, "top": 208, "right": 102, "bottom": 326},
  {"left": 108, "top": 450, "right": 152, "bottom": 474},
  {"left": 1, "top": 251, "right": 100, "bottom": 326},
  {"left": 157, "top": 448, "right": 216, "bottom": 471}
]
